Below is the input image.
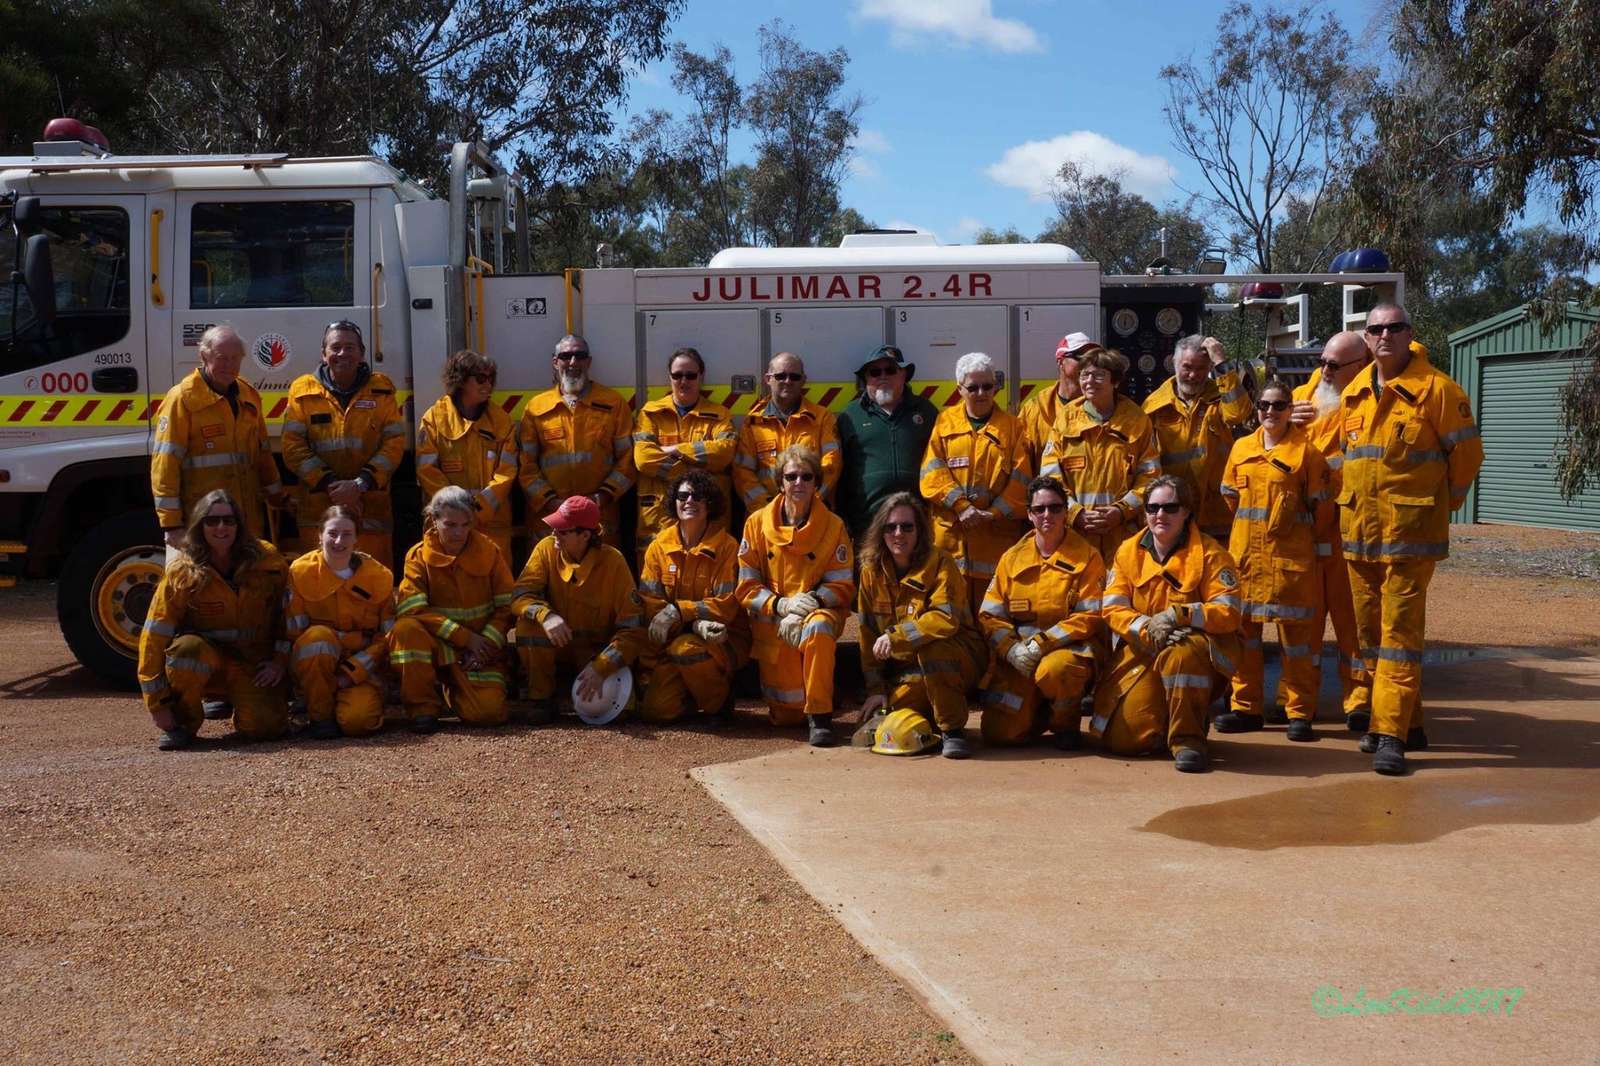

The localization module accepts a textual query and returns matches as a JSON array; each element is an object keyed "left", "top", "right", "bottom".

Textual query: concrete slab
[{"left": 695, "top": 650, "right": 1600, "bottom": 1065}]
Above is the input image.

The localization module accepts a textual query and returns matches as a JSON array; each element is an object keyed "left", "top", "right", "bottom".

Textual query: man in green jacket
[{"left": 836, "top": 344, "right": 940, "bottom": 537}]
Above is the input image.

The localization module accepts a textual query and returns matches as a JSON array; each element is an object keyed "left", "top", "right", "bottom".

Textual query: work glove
[
  {"left": 692, "top": 620, "right": 728, "bottom": 645},
  {"left": 1006, "top": 638, "right": 1042, "bottom": 677},
  {"left": 1164, "top": 625, "right": 1195, "bottom": 648},
  {"left": 1144, "top": 608, "right": 1179, "bottom": 647},
  {"left": 648, "top": 604, "right": 681, "bottom": 646},
  {"left": 776, "top": 591, "right": 820, "bottom": 618},
  {"left": 778, "top": 613, "right": 805, "bottom": 648}
]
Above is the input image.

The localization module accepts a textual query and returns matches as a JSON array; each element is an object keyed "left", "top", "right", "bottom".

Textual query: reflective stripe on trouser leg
[
  {"left": 1036, "top": 649, "right": 1094, "bottom": 735},
  {"left": 442, "top": 662, "right": 507, "bottom": 726},
  {"left": 1102, "top": 636, "right": 1215, "bottom": 755},
  {"left": 640, "top": 634, "right": 732, "bottom": 723},
  {"left": 390, "top": 617, "right": 444, "bottom": 714},
  {"left": 981, "top": 650, "right": 1092, "bottom": 745},
  {"left": 888, "top": 635, "right": 987, "bottom": 733},
  {"left": 1276, "top": 617, "right": 1323, "bottom": 721},
  {"left": 1323, "top": 551, "right": 1370, "bottom": 714},
  {"left": 292, "top": 626, "right": 342, "bottom": 723},
  {"left": 1231, "top": 618, "right": 1267, "bottom": 715},
  {"left": 170, "top": 634, "right": 288, "bottom": 740},
  {"left": 514, "top": 617, "right": 597, "bottom": 703},
  {"left": 1347, "top": 558, "right": 1433, "bottom": 739},
  {"left": 163, "top": 633, "right": 220, "bottom": 734},
  {"left": 758, "top": 619, "right": 837, "bottom": 726}
]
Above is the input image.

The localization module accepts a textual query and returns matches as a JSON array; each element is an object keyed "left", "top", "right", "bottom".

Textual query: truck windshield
[{"left": 1, "top": 205, "right": 131, "bottom": 372}]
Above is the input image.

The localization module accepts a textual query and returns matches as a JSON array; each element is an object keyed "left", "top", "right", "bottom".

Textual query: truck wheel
[{"left": 57, "top": 510, "right": 165, "bottom": 689}]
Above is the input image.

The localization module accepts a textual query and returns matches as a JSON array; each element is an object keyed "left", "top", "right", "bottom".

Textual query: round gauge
[
  {"left": 1137, "top": 354, "right": 1157, "bottom": 374},
  {"left": 1163, "top": 354, "right": 1175, "bottom": 371},
  {"left": 1155, "top": 307, "right": 1184, "bottom": 336},
  {"left": 1111, "top": 308, "right": 1140, "bottom": 337}
]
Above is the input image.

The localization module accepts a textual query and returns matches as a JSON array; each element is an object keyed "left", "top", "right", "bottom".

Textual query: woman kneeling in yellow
[
  {"left": 737, "top": 445, "right": 855, "bottom": 747},
  {"left": 390, "top": 486, "right": 516, "bottom": 732},
  {"left": 512, "top": 495, "right": 645, "bottom": 723},
  {"left": 286, "top": 505, "right": 396, "bottom": 739},
  {"left": 1095, "top": 474, "right": 1242, "bottom": 773},
  {"left": 137, "top": 489, "right": 289, "bottom": 750},
  {"left": 857, "top": 492, "right": 989, "bottom": 759},
  {"left": 638, "top": 470, "right": 752, "bottom": 723}
]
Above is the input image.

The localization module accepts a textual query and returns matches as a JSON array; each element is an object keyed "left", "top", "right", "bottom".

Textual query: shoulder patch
[
  {"left": 835, "top": 543, "right": 848, "bottom": 563},
  {"left": 1218, "top": 567, "right": 1238, "bottom": 589},
  {"left": 1458, "top": 400, "right": 1471, "bottom": 419}
]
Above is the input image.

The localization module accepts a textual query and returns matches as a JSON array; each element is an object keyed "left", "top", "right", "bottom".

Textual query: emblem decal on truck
[{"left": 253, "top": 332, "right": 291, "bottom": 370}]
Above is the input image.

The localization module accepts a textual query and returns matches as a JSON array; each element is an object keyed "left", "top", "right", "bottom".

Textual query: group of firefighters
[{"left": 137, "top": 303, "right": 1482, "bottom": 775}]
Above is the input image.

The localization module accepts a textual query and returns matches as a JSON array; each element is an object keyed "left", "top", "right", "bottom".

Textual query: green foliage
[{"left": 1040, "top": 162, "right": 1210, "bottom": 273}]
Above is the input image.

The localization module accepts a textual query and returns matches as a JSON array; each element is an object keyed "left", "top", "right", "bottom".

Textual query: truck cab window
[
  {"left": 190, "top": 201, "right": 355, "bottom": 308},
  {"left": 1, "top": 206, "right": 131, "bottom": 372}
]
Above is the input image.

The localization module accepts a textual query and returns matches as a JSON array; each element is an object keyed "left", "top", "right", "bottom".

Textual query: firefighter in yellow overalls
[
  {"left": 390, "top": 487, "right": 517, "bottom": 732},
  {"left": 512, "top": 495, "right": 645, "bottom": 722},
  {"left": 286, "top": 504, "right": 396, "bottom": 739},
  {"left": 920, "top": 351, "right": 1032, "bottom": 609},
  {"left": 736, "top": 445, "right": 855, "bottom": 746},
  {"left": 416, "top": 349, "right": 519, "bottom": 563},
  {"left": 1338, "top": 307, "right": 1482, "bottom": 775},
  {"left": 150, "top": 325, "right": 284, "bottom": 545},
  {"left": 856, "top": 492, "right": 989, "bottom": 759},
  {"left": 1017, "top": 332, "right": 1093, "bottom": 471},
  {"left": 516, "top": 334, "right": 636, "bottom": 549},
  {"left": 137, "top": 489, "right": 289, "bottom": 749},
  {"left": 1142, "top": 335, "right": 1253, "bottom": 542},
  {"left": 1096, "top": 475, "right": 1242, "bottom": 773},
  {"left": 978, "top": 477, "right": 1107, "bottom": 750},
  {"left": 637, "top": 469, "right": 751, "bottom": 723},
  {"left": 281, "top": 321, "right": 405, "bottom": 568},
  {"left": 1214, "top": 380, "right": 1333, "bottom": 740},
  {"left": 1040, "top": 347, "right": 1162, "bottom": 562},
  {"left": 733, "top": 353, "right": 842, "bottom": 511},
  {"left": 633, "top": 347, "right": 737, "bottom": 556}
]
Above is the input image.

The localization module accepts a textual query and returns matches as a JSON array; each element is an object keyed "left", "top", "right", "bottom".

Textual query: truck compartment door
[{"left": 890, "top": 304, "right": 1009, "bottom": 408}]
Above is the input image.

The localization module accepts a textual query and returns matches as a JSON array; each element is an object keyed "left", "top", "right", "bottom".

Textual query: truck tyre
[{"left": 57, "top": 509, "right": 165, "bottom": 690}]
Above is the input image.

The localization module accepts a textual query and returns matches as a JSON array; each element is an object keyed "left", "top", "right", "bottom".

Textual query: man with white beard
[
  {"left": 517, "top": 334, "right": 637, "bottom": 549},
  {"left": 1142, "top": 334, "right": 1253, "bottom": 543},
  {"left": 1288, "top": 330, "right": 1373, "bottom": 731},
  {"left": 836, "top": 344, "right": 939, "bottom": 537}
]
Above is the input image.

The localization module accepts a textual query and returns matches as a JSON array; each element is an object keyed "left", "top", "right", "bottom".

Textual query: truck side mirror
[
  {"left": 12, "top": 196, "right": 41, "bottom": 235},
  {"left": 23, "top": 233, "right": 56, "bottom": 325}
]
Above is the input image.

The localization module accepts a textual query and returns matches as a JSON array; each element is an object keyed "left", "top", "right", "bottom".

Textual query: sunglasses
[
  {"left": 884, "top": 521, "right": 916, "bottom": 534},
  {"left": 202, "top": 514, "right": 238, "bottom": 527},
  {"left": 964, "top": 381, "right": 997, "bottom": 394},
  {"left": 1145, "top": 501, "right": 1184, "bottom": 515},
  {"left": 325, "top": 320, "right": 363, "bottom": 339},
  {"left": 1028, "top": 503, "right": 1065, "bottom": 516},
  {"left": 674, "top": 490, "right": 706, "bottom": 502},
  {"left": 770, "top": 372, "right": 804, "bottom": 382},
  {"left": 467, "top": 372, "right": 495, "bottom": 385},
  {"left": 555, "top": 350, "right": 591, "bottom": 361},
  {"left": 865, "top": 365, "right": 901, "bottom": 378},
  {"left": 1318, "top": 357, "right": 1363, "bottom": 372},
  {"left": 782, "top": 470, "right": 816, "bottom": 483},
  {"left": 1257, "top": 399, "right": 1291, "bottom": 412},
  {"left": 670, "top": 371, "right": 700, "bottom": 381},
  {"left": 1365, "top": 322, "right": 1410, "bottom": 336}
]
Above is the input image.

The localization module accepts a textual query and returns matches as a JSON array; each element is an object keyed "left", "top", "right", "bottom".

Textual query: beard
[
  {"left": 1175, "top": 378, "right": 1204, "bottom": 401},
  {"left": 1313, "top": 377, "right": 1342, "bottom": 416},
  {"left": 869, "top": 385, "right": 897, "bottom": 407},
  {"left": 559, "top": 368, "right": 588, "bottom": 401}
]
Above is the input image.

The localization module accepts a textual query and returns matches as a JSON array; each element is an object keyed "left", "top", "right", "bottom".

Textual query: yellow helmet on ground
[{"left": 871, "top": 709, "right": 939, "bottom": 756}]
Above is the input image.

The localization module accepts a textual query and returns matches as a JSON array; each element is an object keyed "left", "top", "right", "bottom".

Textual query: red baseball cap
[
  {"left": 544, "top": 495, "right": 601, "bottom": 531},
  {"left": 1055, "top": 332, "right": 1096, "bottom": 360}
]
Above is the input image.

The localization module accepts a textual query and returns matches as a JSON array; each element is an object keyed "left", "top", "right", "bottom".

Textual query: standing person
[
  {"left": 977, "top": 477, "right": 1106, "bottom": 750},
  {"left": 920, "top": 352, "right": 1033, "bottom": 609},
  {"left": 137, "top": 490, "right": 289, "bottom": 750},
  {"left": 633, "top": 347, "right": 737, "bottom": 556},
  {"left": 1214, "top": 380, "right": 1333, "bottom": 741},
  {"left": 1142, "top": 335, "right": 1253, "bottom": 543},
  {"left": 390, "top": 487, "right": 517, "bottom": 733},
  {"left": 281, "top": 321, "right": 405, "bottom": 567},
  {"left": 733, "top": 353, "right": 842, "bottom": 512},
  {"left": 1339, "top": 304, "right": 1483, "bottom": 775},
  {"left": 1018, "top": 332, "right": 1095, "bottom": 471},
  {"left": 151, "top": 325, "right": 285, "bottom": 546},
  {"left": 1288, "top": 331, "right": 1373, "bottom": 731},
  {"left": 512, "top": 495, "right": 645, "bottom": 723},
  {"left": 637, "top": 471, "right": 751, "bottom": 724},
  {"left": 416, "top": 349, "right": 519, "bottom": 563},
  {"left": 1095, "top": 475, "right": 1242, "bottom": 773},
  {"left": 1041, "top": 348, "right": 1162, "bottom": 562},
  {"left": 856, "top": 493, "right": 989, "bottom": 759},
  {"left": 516, "top": 334, "right": 636, "bottom": 549},
  {"left": 285, "top": 505, "right": 396, "bottom": 739},
  {"left": 835, "top": 345, "right": 939, "bottom": 538},
  {"left": 736, "top": 445, "right": 855, "bottom": 746}
]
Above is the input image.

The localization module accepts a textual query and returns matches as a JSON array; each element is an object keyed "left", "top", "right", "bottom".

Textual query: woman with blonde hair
[{"left": 416, "top": 349, "right": 519, "bottom": 562}]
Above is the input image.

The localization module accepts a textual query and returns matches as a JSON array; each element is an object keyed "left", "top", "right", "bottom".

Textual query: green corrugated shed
[{"left": 1448, "top": 303, "right": 1600, "bottom": 531}]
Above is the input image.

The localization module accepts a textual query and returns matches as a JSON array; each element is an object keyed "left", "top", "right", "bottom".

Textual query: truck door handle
[{"left": 92, "top": 367, "right": 139, "bottom": 393}]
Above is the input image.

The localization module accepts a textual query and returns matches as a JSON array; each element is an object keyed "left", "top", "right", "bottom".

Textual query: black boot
[
  {"left": 1346, "top": 710, "right": 1371, "bottom": 734},
  {"left": 157, "top": 728, "right": 193, "bottom": 751},
  {"left": 806, "top": 715, "right": 836, "bottom": 747},
  {"left": 410, "top": 714, "right": 439, "bottom": 735},
  {"left": 1286, "top": 718, "right": 1315, "bottom": 742},
  {"left": 1359, "top": 732, "right": 1378, "bottom": 754},
  {"left": 1174, "top": 748, "right": 1210, "bottom": 773},
  {"left": 202, "top": 699, "right": 233, "bottom": 720},
  {"left": 1373, "top": 734, "right": 1408, "bottom": 775},
  {"left": 308, "top": 719, "right": 339, "bottom": 740},
  {"left": 1213, "top": 711, "right": 1265, "bottom": 733},
  {"left": 1405, "top": 727, "right": 1429, "bottom": 751},
  {"left": 941, "top": 729, "right": 972, "bottom": 759}
]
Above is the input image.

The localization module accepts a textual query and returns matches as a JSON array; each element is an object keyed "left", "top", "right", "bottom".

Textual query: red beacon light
[
  {"left": 1239, "top": 281, "right": 1285, "bottom": 303},
  {"left": 41, "top": 118, "right": 111, "bottom": 153}
]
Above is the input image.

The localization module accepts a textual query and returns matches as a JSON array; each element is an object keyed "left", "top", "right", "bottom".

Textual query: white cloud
[
  {"left": 950, "top": 217, "right": 985, "bottom": 241},
  {"left": 857, "top": 0, "right": 1043, "bottom": 54},
  {"left": 849, "top": 157, "right": 882, "bottom": 179},
  {"left": 984, "top": 131, "right": 1177, "bottom": 201},
  {"left": 847, "top": 129, "right": 890, "bottom": 179},
  {"left": 885, "top": 219, "right": 936, "bottom": 234}
]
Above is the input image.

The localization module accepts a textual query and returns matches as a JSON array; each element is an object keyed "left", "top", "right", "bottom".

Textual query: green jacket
[{"left": 836, "top": 391, "right": 940, "bottom": 536}]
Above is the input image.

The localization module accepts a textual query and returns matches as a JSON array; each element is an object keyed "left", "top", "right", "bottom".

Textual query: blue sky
[{"left": 624, "top": 0, "right": 1389, "bottom": 247}]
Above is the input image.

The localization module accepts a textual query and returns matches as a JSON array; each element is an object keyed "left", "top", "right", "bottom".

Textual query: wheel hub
[{"left": 92, "top": 547, "right": 167, "bottom": 657}]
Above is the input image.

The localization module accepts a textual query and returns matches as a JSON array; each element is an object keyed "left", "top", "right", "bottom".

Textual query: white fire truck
[{"left": 0, "top": 121, "right": 1403, "bottom": 685}]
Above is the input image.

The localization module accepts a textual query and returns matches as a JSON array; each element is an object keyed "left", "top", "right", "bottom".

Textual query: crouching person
[
  {"left": 287, "top": 505, "right": 396, "bottom": 739},
  {"left": 137, "top": 489, "right": 289, "bottom": 750},
  {"left": 512, "top": 495, "right": 645, "bottom": 723},
  {"left": 737, "top": 445, "right": 855, "bottom": 747},
  {"left": 390, "top": 486, "right": 516, "bottom": 732},
  {"left": 1094, "top": 474, "right": 1242, "bottom": 773},
  {"left": 638, "top": 471, "right": 752, "bottom": 724},
  {"left": 978, "top": 477, "right": 1107, "bottom": 750},
  {"left": 857, "top": 493, "right": 988, "bottom": 759}
]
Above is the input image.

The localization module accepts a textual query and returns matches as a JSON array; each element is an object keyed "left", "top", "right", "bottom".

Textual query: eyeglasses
[
  {"left": 782, "top": 470, "right": 816, "bottom": 483},
  {"left": 1317, "top": 357, "right": 1363, "bottom": 372},
  {"left": 554, "top": 350, "right": 591, "bottom": 361},
  {"left": 202, "top": 514, "right": 238, "bottom": 527},
  {"left": 1365, "top": 322, "right": 1411, "bottom": 336},
  {"left": 1078, "top": 370, "right": 1111, "bottom": 383},
  {"left": 884, "top": 521, "right": 916, "bottom": 534},
  {"left": 1257, "top": 399, "right": 1291, "bottom": 412},
  {"left": 669, "top": 371, "right": 700, "bottom": 381},
  {"left": 467, "top": 372, "right": 495, "bottom": 385},
  {"left": 674, "top": 489, "right": 706, "bottom": 502},
  {"left": 1028, "top": 503, "right": 1065, "bottom": 516},
  {"left": 963, "top": 381, "right": 997, "bottom": 394},
  {"left": 865, "top": 365, "right": 901, "bottom": 378},
  {"left": 770, "top": 372, "right": 804, "bottom": 382},
  {"left": 1145, "top": 501, "right": 1184, "bottom": 515}
]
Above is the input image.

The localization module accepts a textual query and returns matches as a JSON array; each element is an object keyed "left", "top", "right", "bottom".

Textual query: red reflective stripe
[
  {"left": 43, "top": 400, "right": 67, "bottom": 422},
  {"left": 501, "top": 395, "right": 521, "bottom": 413},
  {"left": 268, "top": 397, "right": 288, "bottom": 418},
  {"left": 8, "top": 400, "right": 33, "bottom": 422},
  {"left": 108, "top": 400, "right": 132, "bottom": 422},
  {"left": 137, "top": 400, "right": 155, "bottom": 419},
  {"left": 74, "top": 399, "right": 100, "bottom": 422},
  {"left": 1019, "top": 382, "right": 1039, "bottom": 401},
  {"left": 817, "top": 386, "right": 841, "bottom": 409}
]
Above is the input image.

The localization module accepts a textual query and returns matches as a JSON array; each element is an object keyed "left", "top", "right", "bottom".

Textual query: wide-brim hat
[{"left": 856, "top": 344, "right": 916, "bottom": 382}]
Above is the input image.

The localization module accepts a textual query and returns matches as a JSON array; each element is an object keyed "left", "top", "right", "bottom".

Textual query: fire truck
[{"left": 1, "top": 120, "right": 1404, "bottom": 685}]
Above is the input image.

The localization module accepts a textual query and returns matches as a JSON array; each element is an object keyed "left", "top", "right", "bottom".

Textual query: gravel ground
[{"left": 1442, "top": 522, "right": 1600, "bottom": 581}]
